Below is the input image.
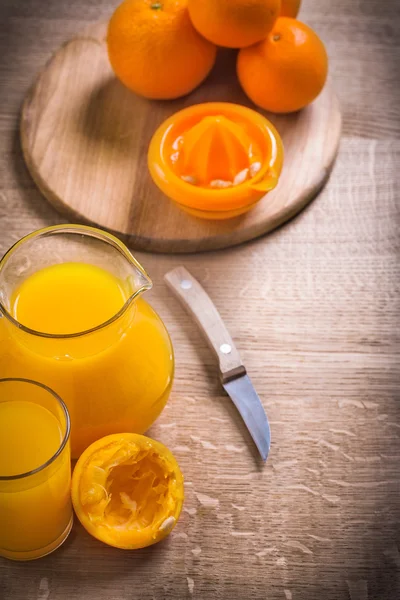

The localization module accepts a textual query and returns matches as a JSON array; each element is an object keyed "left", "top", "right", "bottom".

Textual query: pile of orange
[{"left": 107, "top": 0, "right": 328, "bottom": 114}]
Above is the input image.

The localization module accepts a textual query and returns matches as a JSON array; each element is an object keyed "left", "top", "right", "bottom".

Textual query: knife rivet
[
  {"left": 180, "top": 279, "right": 192, "bottom": 290},
  {"left": 220, "top": 344, "right": 232, "bottom": 354}
]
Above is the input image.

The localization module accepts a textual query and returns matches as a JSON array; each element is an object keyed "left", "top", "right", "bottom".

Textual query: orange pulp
[{"left": 71, "top": 433, "right": 184, "bottom": 550}]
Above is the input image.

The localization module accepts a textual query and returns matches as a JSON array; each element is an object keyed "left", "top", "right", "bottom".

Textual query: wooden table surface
[{"left": 0, "top": 1, "right": 399, "bottom": 599}]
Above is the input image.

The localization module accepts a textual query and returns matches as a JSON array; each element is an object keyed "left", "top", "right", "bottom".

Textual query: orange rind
[{"left": 71, "top": 433, "right": 184, "bottom": 550}]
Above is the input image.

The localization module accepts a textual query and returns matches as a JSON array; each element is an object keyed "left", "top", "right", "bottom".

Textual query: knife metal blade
[
  {"left": 164, "top": 266, "right": 271, "bottom": 461},
  {"left": 223, "top": 374, "right": 271, "bottom": 461}
]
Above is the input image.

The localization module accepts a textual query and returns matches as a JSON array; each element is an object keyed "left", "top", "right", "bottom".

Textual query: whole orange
[
  {"left": 280, "top": 0, "right": 301, "bottom": 18},
  {"left": 187, "top": 0, "right": 281, "bottom": 49},
  {"left": 237, "top": 17, "right": 328, "bottom": 113},
  {"left": 107, "top": 0, "right": 217, "bottom": 100}
]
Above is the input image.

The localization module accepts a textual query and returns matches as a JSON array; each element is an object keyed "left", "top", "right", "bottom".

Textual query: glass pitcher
[{"left": 0, "top": 225, "right": 174, "bottom": 458}]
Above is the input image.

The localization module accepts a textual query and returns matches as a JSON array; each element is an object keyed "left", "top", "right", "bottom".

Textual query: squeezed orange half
[{"left": 72, "top": 433, "right": 184, "bottom": 549}]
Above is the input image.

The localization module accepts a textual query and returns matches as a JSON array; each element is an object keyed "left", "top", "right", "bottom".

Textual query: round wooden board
[{"left": 21, "top": 22, "right": 341, "bottom": 254}]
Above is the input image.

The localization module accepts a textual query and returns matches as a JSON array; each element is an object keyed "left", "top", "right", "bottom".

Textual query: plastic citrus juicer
[{"left": 148, "top": 102, "right": 284, "bottom": 220}]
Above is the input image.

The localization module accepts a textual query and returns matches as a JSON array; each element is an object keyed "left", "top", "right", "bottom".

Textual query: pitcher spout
[{"left": 124, "top": 252, "right": 153, "bottom": 303}]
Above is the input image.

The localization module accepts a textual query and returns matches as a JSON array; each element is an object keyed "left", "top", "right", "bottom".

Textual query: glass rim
[
  {"left": 0, "top": 378, "right": 71, "bottom": 481},
  {"left": 0, "top": 224, "right": 152, "bottom": 339}
]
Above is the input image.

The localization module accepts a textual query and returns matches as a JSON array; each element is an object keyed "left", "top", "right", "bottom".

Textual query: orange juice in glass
[
  {"left": 0, "top": 225, "right": 174, "bottom": 458},
  {"left": 0, "top": 378, "right": 72, "bottom": 560}
]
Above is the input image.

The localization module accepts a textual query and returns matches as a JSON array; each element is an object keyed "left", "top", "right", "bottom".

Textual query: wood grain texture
[
  {"left": 0, "top": 1, "right": 399, "bottom": 599},
  {"left": 20, "top": 21, "right": 341, "bottom": 253},
  {"left": 165, "top": 266, "right": 246, "bottom": 382}
]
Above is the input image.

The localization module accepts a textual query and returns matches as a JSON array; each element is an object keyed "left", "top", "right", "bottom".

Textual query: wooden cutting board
[{"left": 21, "top": 22, "right": 341, "bottom": 253}]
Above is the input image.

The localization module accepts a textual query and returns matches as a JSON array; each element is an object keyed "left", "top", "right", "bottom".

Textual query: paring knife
[{"left": 164, "top": 266, "right": 271, "bottom": 461}]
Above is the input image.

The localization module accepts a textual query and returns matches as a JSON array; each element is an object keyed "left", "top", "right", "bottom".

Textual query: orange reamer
[{"left": 148, "top": 102, "right": 284, "bottom": 219}]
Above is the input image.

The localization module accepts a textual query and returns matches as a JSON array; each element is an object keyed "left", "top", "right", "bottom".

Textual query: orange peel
[{"left": 71, "top": 433, "right": 184, "bottom": 549}]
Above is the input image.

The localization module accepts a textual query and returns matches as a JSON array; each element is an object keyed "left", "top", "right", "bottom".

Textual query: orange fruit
[
  {"left": 107, "top": 0, "right": 217, "bottom": 100},
  {"left": 237, "top": 17, "right": 328, "bottom": 113},
  {"left": 71, "top": 433, "right": 184, "bottom": 550},
  {"left": 187, "top": 0, "right": 281, "bottom": 49},
  {"left": 280, "top": 0, "right": 301, "bottom": 18}
]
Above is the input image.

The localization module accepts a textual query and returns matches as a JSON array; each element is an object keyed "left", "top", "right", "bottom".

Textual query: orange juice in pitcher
[{"left": 0, "top": 226, "right": 174, "bottom": 458}]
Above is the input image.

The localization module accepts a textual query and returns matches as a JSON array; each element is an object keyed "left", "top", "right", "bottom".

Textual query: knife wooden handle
[{"left": 164, "top": 266, "right": 246, "bottom": 384}]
